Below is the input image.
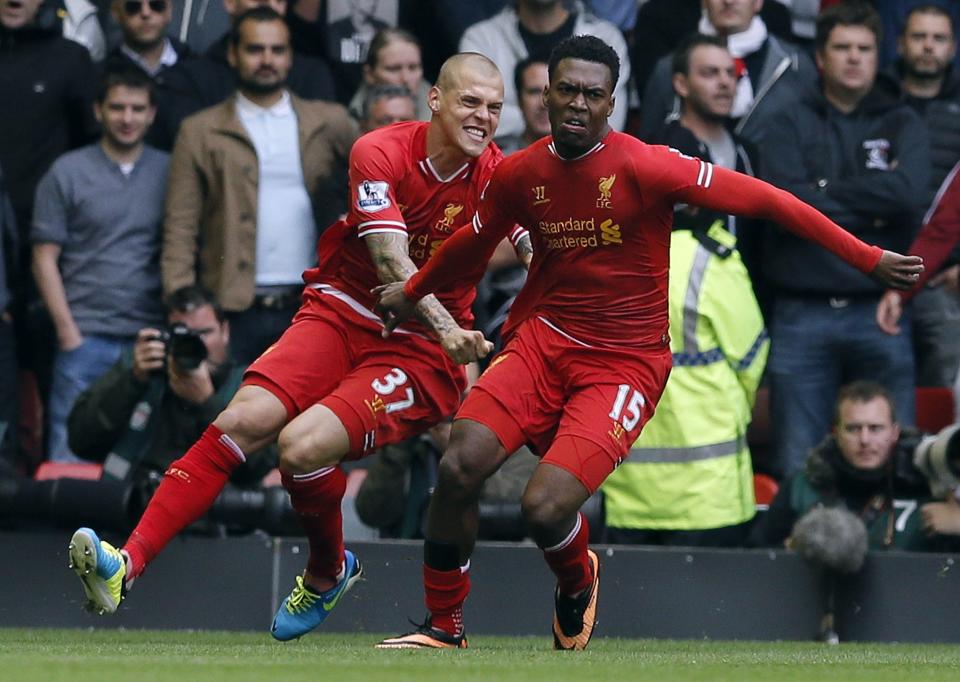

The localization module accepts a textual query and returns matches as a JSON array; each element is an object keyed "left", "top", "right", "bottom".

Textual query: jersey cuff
[{"left": 356, "top": 221, "right": 407, "bottom": 238}]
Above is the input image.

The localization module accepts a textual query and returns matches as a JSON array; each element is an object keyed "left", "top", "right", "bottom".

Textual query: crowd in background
[{"left": 2, "top": 0, "right": 960, "bottom": 554}]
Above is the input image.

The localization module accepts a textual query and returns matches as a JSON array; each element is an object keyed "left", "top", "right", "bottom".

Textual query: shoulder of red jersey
[{"left": 350, "top": 121, "right": 428, "bottom": 168}]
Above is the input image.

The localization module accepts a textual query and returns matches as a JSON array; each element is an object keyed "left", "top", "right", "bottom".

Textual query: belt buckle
[{"left": 828, "top": 297, "right": 850, "bottom": 309}]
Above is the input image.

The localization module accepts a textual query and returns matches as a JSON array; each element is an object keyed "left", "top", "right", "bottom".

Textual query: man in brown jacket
[{"left": 162, "top": 6, "right": 356, "bottom": 363}]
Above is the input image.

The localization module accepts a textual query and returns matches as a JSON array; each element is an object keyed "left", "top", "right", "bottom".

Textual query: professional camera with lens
[
  {"left": 914, "top": 424, "right": 960, "bottom": 497},
  {"left": 152, "top": 323, "right": 208, "bottom": 370}
]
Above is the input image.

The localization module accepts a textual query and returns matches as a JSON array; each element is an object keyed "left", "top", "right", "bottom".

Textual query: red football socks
[
  {"left": 542, "top": 512, "right": 593, "bottom": 596},
  {"left": 281, "top": 466, "right": 347, "bottom": 586},
  {"left": 423, "top": 563, "right": 470, "bottom": 636},
  {"left": 124, "top": 424, "right": 244, "bottom": 578}
]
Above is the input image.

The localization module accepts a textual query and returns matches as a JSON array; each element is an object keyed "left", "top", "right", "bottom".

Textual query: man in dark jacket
[
  {"left": 761, "top": 1, "right": 930, "bottom": 477},
  {"left": 639, "top": 0, "right": 816, "bottom": 148},
  {"left": 888, "top": 4, "right": 960, "bottom": 389},
  {"left": 750, "top": 381, "right": 934, "bottom": 551},
  {"left": 649, "top": 33, "right": 766, "bottom": 307},
  {"left": 0, "top": 0, "right": 98, "bottom": 257},
  {"left": 67, "top": 285, "right": 274, "bottom": 487},
  {"left": 153, "top": 0, "right": 336, "bottom": 150}
]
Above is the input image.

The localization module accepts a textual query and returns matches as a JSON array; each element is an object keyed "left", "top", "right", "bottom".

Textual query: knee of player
[
  {"left": 277, "top": 424, "right": 343, "bottom": 474},
  {"left": 436, "top": 449, "right": 486, "bottom": 497},
  {"left": 521, "top": 485, "right": 565, "bottom": 531},
  {"left": 213, "top": 405, "right": 270, "bottom": 448}
]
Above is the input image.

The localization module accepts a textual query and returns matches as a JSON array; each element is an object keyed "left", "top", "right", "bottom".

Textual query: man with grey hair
[{"left": 359, "top": 83, "right": 416, "bottom": 133}]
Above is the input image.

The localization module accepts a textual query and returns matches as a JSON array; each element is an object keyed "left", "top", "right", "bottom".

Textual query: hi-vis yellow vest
[{"left": 603, "top": 223, "right": 769, "bottom": 530}]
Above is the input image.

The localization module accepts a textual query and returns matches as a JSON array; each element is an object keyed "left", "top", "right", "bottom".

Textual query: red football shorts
[
  {"left": 244, "top": 286, "right": 466, "bottom": 459},
  {"left": 457, "top": 316, "right": 672, "bottom": 492}
]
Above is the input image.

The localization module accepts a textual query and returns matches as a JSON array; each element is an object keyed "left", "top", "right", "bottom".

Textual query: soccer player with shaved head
[
  {"left": 374, "top": 34, "right": 924, "bottom": 650},
  {"left": 65, "top": 51, "right": 531, "bottom": 640}
]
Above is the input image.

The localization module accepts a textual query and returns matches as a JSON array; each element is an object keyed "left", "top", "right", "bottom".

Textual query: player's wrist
[{"left": 402, "top": 278, "right": 425, "bottom": 303}]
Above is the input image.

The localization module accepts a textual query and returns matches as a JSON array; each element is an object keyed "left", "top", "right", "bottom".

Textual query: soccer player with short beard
[
  {"left": 66, "top": 50, "right": 531, "bottom": 642},
  {"left": 374, "top": 35, "right": 924, "bottom": 651}
]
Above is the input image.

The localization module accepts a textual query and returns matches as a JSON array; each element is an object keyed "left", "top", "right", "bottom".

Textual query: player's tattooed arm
[
  {"left": 364, "top": 232, "right": 459, "bottom": 338},
  {"left": 516, "top": 232, "right": 533, "bottom": 269}
]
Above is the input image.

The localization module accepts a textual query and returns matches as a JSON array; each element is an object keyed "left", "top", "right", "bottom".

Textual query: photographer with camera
[
  {"left": 66, "top": 285, "right": 275, "bottom": 488},
  {"left": 750, "top": 381, "right": 938, "bottom": 551}
]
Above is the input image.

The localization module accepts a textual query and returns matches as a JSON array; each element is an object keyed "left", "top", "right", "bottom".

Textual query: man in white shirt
[{"left": 162, "top": 7, "right": 357, "bottom": 363}]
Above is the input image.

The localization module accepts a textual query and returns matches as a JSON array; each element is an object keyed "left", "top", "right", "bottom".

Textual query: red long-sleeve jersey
[
  {"left": 405, "top": 131, "right": 882, "bottom": 348},
  {"left": 304, "top": 121, "right": 525, "bottom": 332},
  {"left": 901, "top": 161, "right": 960, "bottom": 301}
]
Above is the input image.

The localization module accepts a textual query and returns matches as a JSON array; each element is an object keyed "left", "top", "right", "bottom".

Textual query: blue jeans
[
  {"left": 47, "top": 335, "right": 131, "bottom": 463},
  {"left": 768, "top": 296, "right": 915, "bottom": 477},
  {"left": 0, "top": 316, "right": 16, "bottom": 466}
]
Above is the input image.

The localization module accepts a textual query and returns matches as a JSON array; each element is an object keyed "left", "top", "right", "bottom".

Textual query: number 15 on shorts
[{"left": 609, "top": 384, "right": 645, "bottom": 431}]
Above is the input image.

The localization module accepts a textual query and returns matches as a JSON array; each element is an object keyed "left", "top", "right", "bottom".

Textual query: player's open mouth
[
  {"left": 464, "top": 126, "right": 487, "bottom": 142},
  {"left": 561, "top": 119, "right": 586, "bottom": 132}
]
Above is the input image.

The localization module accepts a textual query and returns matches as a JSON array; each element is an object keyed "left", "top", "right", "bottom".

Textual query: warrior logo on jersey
[
  {"left": 357, "top": 180, "right": 391, "bottom": 212},
  {"left": 597, "top": 174, "right": 616, "bottom": 208},
  {"left": 435, "top": 203, "right": 464, "bottom": 232},
  {"left": 532, "top": 185, "right": 550, "bottom": 205}
]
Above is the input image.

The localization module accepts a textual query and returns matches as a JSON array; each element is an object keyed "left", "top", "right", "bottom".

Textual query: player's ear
[{"left": 428, "top": 86, "right": 441, "bottom": 114}]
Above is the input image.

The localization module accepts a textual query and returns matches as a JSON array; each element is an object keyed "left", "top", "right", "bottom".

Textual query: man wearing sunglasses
[
  {"left": 106, "top": 0, "right": 191, "bottom": 81},
  {"left": 156, "top": 0, "right": 335, "bottom": 150}
]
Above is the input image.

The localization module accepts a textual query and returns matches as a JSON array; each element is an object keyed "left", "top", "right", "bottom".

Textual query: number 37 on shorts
[{"left": 366, "top": 367, "right": 415, "bottom": 414}]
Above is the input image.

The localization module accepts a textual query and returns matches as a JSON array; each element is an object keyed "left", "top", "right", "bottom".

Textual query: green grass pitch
[{"left": 3, "top": 628, "right": 960, "bottom": 682}]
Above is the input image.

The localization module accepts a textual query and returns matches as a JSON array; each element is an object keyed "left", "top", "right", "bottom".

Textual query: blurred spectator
[
  {"left": 749, "top": 381, "right": 934, "bottom": 551},
  {"left": 0, "top": 164, "right": 17, "bottom": 469},
  {"left": 632, "top": 0, "right": 797, "bottom": 114},
  {"left": 497, "top": 55, "right": 550, "bottom": 155},
  {"left": 460, "top": 0, "right": 630, "bottom": 142},
  {"left": 63, "top": 0, "right": 106, "bottom": 60},
  {"left": 401, "top": 0, "right": 507, "bottom": 84},
  {"left": 358, "top": 83, "right": 416, "bottom": 133},
  {"left": 874, "top": 0, "right": 960, "bottom": 72},
  {"left": 776, "top": 0, "right": 821, "bottom": 49},
  {"left": 887, "top": 3, "right": 960, "bottom": 388},
  {"left": 585, "top": 0, "right": 637, "bottom": 32},
  {"left": 155, "top": 0, "right": 336, "bottom": 150},
  {"left": 161, "top": 7, "right": 356, "bottom": 364},
  {"left": 31, "top": 67, "right": 169, "bottom": 462},
  {"left": 348, "top": 28, "right": 431, "bottom": 123},
  {"left": 0, "top": 0, "right": 98, "bottom": 254},
  {"left": 761, "top": 1, "right": 929, "bottom": 476},
  {"left": 105, "top": 0, "right": 191, "bottom": 79},
  {"left": 877, "top": 159, "right": 960, "bottom": 341},
  {"left": 68, "top": 285, "right": 275, "bottom": 486},
  {"left": 639, "top": 0, "right": 815, "bottom": 148},
  {"left": 649, "top": 35, "right": 768, "bottom": 307},
  {"left": 286, "top": 0, "right": 398, "bottom": 103},
  {"left": 602, "top": 36, "right": 768, "bottom": 547},
  {"left": 104, "top": 0, "right": 193, "bottom": 150}
]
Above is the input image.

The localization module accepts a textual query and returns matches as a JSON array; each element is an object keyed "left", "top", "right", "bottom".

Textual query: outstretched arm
[
  {"left": 365, "top": 232, "right": 491, "bottom": 364},
  {"left": 670, "top": 164, "right": 923, "bottom": 288}
]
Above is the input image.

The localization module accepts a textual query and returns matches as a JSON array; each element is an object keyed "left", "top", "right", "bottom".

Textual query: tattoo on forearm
[
  {"left": 415, "top": 294, "right": 457, "bottom": 337},
  {"left": 516, "top": 234, "right": 533, "bottom": 263},
  {"left": 365, "top": 232, "right": 459, "bottom": 337}
]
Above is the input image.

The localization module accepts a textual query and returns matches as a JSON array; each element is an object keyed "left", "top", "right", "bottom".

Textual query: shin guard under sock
[
  {"left": 281, "top": 467, "right": 347, "bottom": 584},
  {"left": 542, "top": 512, "right": 592, "bottom": 596},
  {"left": 423, "top": 539, "right": 469, "bottom": 636},
  {"left": 124, "top": 424, "right": 244, "bottom": 578}
]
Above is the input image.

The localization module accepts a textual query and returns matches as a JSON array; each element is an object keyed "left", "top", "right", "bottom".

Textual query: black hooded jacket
[{"left": 760, "top": 75, "right": 930, "bottom": 295}]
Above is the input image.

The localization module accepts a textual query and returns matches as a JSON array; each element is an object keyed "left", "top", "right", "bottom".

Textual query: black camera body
[{"left": 151, "top": 323, "right": 208, "bottom": 370}]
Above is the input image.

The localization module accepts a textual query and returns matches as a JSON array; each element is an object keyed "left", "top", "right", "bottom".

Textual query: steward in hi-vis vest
[{"left": 602, "top": 219, "right": 768, "bottom": 545}]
